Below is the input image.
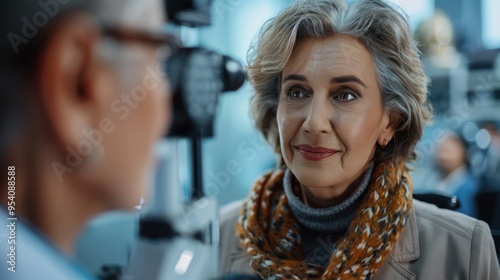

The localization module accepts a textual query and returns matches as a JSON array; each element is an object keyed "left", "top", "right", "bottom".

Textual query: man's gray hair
[{"left": 248, "top": 0, "right": 432, "bottom": 165}]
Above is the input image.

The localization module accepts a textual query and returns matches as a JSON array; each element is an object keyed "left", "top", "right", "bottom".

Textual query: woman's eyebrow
[
  {"left": 330, "top": 75, "right": 367, "bottom": 87},
  {"left": 282, "top": 74, "right": 367, "bottom": 88},
  {"left": 282, "top": 74, "right": 308, "bottom": 83}
]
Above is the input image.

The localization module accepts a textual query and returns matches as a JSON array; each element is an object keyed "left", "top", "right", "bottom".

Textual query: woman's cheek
[{"left": 278, "top": 108, "right": 294, "bottom": 139}]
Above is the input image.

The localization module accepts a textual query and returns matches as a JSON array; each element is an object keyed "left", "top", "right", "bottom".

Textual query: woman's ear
[
  {"left": 35, "top": 13, "right": 107, "bottom": 151},
  {"left": 378, "top": 110, "right": 401, "bottom": 147}
]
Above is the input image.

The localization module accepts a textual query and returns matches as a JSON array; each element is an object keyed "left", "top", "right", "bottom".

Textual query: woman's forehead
[{"left": 283, "top": 35, "right": 376, "bottom": 84}]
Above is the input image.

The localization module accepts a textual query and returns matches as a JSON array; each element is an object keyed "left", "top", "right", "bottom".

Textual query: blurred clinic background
[{"left": 76, "top": 0, "right": 500, "bottom": 277}]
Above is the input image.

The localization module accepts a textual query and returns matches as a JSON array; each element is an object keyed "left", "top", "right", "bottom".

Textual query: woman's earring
[{"left": 382, "top": 139, "right": 388, "bottom": 148}]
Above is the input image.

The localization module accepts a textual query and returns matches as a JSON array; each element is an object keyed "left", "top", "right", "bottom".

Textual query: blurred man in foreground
[{"left": 0, "top": 0, "right": 171, "bottom": 278}]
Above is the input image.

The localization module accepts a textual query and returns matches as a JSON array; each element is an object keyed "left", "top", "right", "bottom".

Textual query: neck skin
[
  {"left": 0, "top": 130, "right": 105, "bottom": 256},
  {"left": 299, "top": 162, "right": 372, "bottom": 208}
]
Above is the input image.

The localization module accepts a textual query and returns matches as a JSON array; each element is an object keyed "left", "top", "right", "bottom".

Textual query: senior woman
[{"left": 219, "top": 0, "right": 500, "bottom": 279}]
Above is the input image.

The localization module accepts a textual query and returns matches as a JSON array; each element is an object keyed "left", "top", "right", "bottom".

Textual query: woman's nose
[{"left": 302, "top": 95, "right": 333, "bottom": 135}]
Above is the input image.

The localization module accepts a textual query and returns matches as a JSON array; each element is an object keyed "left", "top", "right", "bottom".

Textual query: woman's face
[{"left": 277, "top": 35, "right": 395, "bottom": 205}]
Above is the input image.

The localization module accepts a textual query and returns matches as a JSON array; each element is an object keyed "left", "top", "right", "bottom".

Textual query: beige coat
[{"left": 219, "top": 200, "right": 500, "bottom": 279}]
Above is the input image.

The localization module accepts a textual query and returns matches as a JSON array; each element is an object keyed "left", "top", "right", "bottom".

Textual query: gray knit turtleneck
[{"left": 283, "top": 163, "right": 374, "bottom": 267}]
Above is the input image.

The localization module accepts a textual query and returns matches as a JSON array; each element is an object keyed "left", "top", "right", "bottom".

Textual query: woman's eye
[
  {"left": 287, "top": 87, "right": 309, "bottom": 100},
  {"left": 335, "top": 89, "right": 357, "bottom": 101}
]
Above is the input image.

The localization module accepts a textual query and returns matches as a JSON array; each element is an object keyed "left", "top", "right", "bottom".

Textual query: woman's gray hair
[{"left": 248, "top": 0, "right": 432, "bottom": 165}]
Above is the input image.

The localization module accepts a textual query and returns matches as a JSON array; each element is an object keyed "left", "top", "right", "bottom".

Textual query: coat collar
[
  {"left": 372, "top": 206, "right": 420, "bottom": 280},
  {"left": 390, "top": 206, "right": 420, "bottom": 262}
]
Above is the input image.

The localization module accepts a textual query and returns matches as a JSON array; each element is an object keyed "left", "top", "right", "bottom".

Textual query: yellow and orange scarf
[{"left": 236, "top": 160, "right": 413, "bottom": 279}]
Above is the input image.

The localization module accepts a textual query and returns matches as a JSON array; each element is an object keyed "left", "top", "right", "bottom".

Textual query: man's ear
[
  {"left": 378, "top": 110, "right": 401, "bottom": 146},
  {"left": 35, "top": 13, "right": 108, "bottom": 150}
]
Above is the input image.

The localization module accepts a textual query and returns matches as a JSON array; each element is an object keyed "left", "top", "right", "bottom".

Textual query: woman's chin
[{"left": 292, "top": 165, "right": 340, "bottom": 187}]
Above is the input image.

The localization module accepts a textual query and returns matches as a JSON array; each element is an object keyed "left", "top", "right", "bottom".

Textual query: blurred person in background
[
  {"left": 414, "top": 10, "right": 461, "bottom": 69},
  {"left": 481, "top": 121, "right": 500, "bottom": 192},
  {"left": 435, "top": 131, "right": 480, "bottom": 217},
  {"left": 0, "top": 0, "right": 171, "bottom": 279},
  {"left": 219, "top": 0, "right": 500, "bottom": 279}
]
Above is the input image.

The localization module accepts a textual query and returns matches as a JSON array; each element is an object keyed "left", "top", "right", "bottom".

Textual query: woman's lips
[{"left": 295, "top": 144, "right": 339, "bottom": 161}]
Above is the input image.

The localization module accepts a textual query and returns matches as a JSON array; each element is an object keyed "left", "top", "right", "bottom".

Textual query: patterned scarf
[{"left": 236, "top": 160, "right": 413, "bottom": 280}]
